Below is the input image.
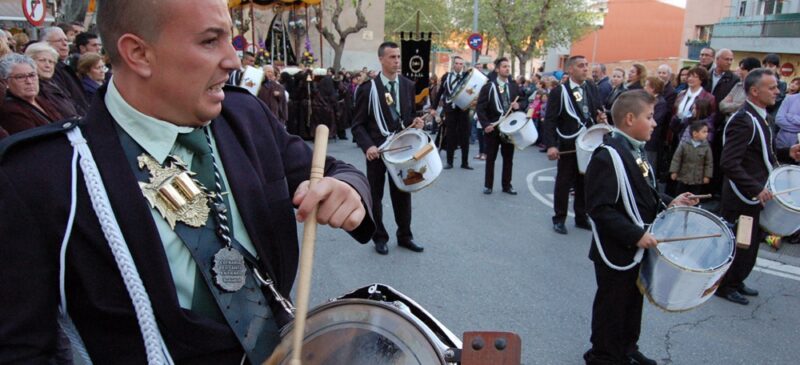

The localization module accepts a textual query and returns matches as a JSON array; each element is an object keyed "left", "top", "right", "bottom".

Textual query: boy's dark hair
[
  {"left": 738, "top": 57, "right": 761, "bottom": 72},
  {"left": 611, "top": 90, "right": 656, "bottom": 123},
  {"left": 762, "top": 53, "right": 780, "bottom": 67},
  {"left": 690, "top": 120, "right": 708, "bottom": 134},
  {"left": 692, "top": 99, "right": 712, "bottom": 120}
]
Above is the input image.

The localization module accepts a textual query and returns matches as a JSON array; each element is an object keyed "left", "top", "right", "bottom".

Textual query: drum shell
[
  {"left": 451, "top": 70, "right": 488, "bottom": 110},
  {"left": 240, "top": 66, "right": 265, "bottom": 96},
  {"left": 577, "top": 124, "right": 614, "bottom": 174},
  {"left": 499, "top": 112, "right": 538, "bottom": 151},
  {"left": 639, "top": 206, "right": 734, "bottom": 312},
  {"left": 381, "top": 130, "right": 442, "bottom": 193},
  {"left": 760, "top": 165, "right": 800, "bottom": 236}
]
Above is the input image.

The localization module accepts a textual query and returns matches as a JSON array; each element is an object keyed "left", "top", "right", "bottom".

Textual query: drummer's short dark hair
[
  {"left": 744, "top": 68, "right": 775, "bottom": 95},
  {"left": 494, "top": 57, "right": 509, "bottom": 68},
  {"left": 566, "top": 55, "right": 586, "bottom": 69},
  {"left": 611, "top": 90, "right": 656, "bottom": 123},
  {"left": 97, "top": 0, "right": 166, "bottom": 65},
  {"left": 378, "top": 42, "right": 399, "bottom": 57}
]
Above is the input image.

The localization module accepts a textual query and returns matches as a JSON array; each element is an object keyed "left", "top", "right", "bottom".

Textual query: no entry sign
[
  {"left": 21, "top": 0, "right": 47, "bottom": 27},
  {"left": 780, "top": 62, "right": 795, "bottom": 77}
]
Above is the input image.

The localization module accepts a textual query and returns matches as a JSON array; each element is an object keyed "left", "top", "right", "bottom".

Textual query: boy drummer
[{"left": 583, "top": 90, "right": 698, "bottom": 365}]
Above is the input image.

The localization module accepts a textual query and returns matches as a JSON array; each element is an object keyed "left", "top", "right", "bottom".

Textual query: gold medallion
[
  {"left": 385, "top": 92, "right": 394, "bottom": 106},
  {"left": 138, "top": 154, "right": 211, "bottom": 229},
  {"left": 573, "top": 91, "right": 583, "bottom": 103},
  {"left": 636, "top": 157, "right": 650, "bottom": 178}
]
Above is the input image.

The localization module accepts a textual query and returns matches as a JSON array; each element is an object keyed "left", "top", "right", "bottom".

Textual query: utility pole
[{"left": 472, "top": 0, "right": 478, "bottom": 65}]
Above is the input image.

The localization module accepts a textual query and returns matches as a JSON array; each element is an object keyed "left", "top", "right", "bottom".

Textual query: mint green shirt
[
  {"left": 614, "top": 129, "right": 646, "bottom": 157},
  {"left": 380, "top": 72, "right": 401, "bottom": 115},
  {"left": 105, "top": 79, "right": 258, "bottom": 309}
]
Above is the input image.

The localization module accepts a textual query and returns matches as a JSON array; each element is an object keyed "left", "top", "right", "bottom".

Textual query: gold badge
[
  {"left": 138, "top": 154, "right": 210, "bottom": 229},
  {"left": 573, "top": 91, "right": 583, "bottom": 103},
  {"left": 385, "top": 92, "right": 395, "bottom": 106},
  {"left": 636, "top": 157, "right": 650, "bottom": 178}
]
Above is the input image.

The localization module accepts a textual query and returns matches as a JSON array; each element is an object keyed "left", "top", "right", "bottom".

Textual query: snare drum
[
  {"left": 239, "top": 66, "right": 265, "bottom": 96},
  {"left": 380, "top": 129, "right": 442, "bottom": 193},
  {"left": 498, "top": 112, "right": 538, "bottom": 151},
  {"left": 577, "top": 124, "right": 614, "bottom": 174},
  {"left": 640, "top": 206, "right": 734, "bottom": 312},
  {"left": 451, "top": 69, "right": 488, "bottom": 110},
  {"left": 760, "top": 165, "right": 800, "bottom": 236},
  {"left": 276, "top": 284, "right": 462, "bottom": 365}
]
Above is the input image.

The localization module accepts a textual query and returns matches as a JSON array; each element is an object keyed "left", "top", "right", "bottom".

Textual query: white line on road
[
  {"left": 754, "top": 257, "right": 800, "bottom": 282},
  {"left": 526, "top": 167, "right": 574, "bottom": 218},
  {"left": 537, "top": 176, "right": 555, "bottom": 182}
]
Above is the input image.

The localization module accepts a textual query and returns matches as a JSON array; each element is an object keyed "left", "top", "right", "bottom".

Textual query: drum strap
[
  {"left": 588, "top": 145, "right": 646, "bottom": 271},
  {"left": 556, "top": 84, "right": 588, "bottom": 140},
  {"left": 722, "top": 111, "right": 774, "bottom": 205},
  {"left": 369, "top": 79, "right": 393, "bottom": 137}
]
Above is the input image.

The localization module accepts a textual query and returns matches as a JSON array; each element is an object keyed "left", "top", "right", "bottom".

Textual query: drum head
[
  {"left": 770, "top": 165, "right": 800, "bottom": 212},
  {"left": 498, "top": 112, "right": 529, "bottom": 134},
  {"left": 650, "top": 207, "right": 733, "bottom": 271},
  {"left": 279, "top": 300, "right": 446, "bottom": 365},
  {"left": 384, "top": 131, "right": 427, "bottom": 164},
  {"left": 578, "top": 125, "right": 612, "bottom": 151}
]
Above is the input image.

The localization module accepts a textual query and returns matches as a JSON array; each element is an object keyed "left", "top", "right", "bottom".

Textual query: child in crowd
[
  {"left": 670, "top": 121, "right": 714, "bottom": 195},
  {"left": 678, "top": 99, "right": 714, "bottom": 143}
]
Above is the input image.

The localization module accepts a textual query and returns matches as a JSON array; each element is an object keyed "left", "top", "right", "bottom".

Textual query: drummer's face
[
  {"left": 453, "top": 58, "right": 464, "bottom": 73},
  {"left": 627, "top": 103, "right": 656, "bottom": 141},
  {"left": 379, "top": 47, "right": 401, "bottom": 76}
]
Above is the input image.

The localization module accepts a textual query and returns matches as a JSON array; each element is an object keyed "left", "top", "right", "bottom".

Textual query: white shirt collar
[
  {"left": 746, "top": 100, "right": 768, "bottom": 120},
  {"left": 569, "top": 79, "right": 583, "bottom": 90}
]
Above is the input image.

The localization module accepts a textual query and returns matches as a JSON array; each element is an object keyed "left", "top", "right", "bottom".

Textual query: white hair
[
  {"left": 39, "top": 27, "right": 65, "bottom": 41},
  {"left": 715, "top": 48, "right": 733, "bottom": 59},
  {"left": 25, "top": 42, "right": 59, "bottom": 61},
  {"left": 0, "top": 53, "right": 37, "bottom": 79},
  {"left": 657, "top": 64, "right": 672, "bottom": 75}
]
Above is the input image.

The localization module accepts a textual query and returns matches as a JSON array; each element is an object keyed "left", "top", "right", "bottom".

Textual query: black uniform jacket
[
  {"left": 432, "top": 71, "right": 464, "bottom": 113},
  {"left": 585, "top": 134, "right": 670, "bottom": 266},
  {"left": 351, "top": 74, "right": 416, "bottom": 152},
  {"left": 543, "top": 81, "right": 602, "bottom": 149},
  {"left": 720, "top": 102, "right": 776, "bottom": 213},
  {"left": 0, "top": 85, "right": 375, "bottom": 364},
  {"left": 475, "top": 78, "right": 528, "bottom": 128}
]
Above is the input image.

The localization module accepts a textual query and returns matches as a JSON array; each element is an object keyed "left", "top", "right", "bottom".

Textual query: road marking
[
  {"left": 537, "top": 176, "right": 555, "bottom": 182},
  {"left": 753, "top": 257, "right": 800, "bottom": 282},
  {"left": 546, "top": 193, "right": 554, "bottom": 200},
  {"left": 526, "top": 167, "right": 574, "bottom": 218}
]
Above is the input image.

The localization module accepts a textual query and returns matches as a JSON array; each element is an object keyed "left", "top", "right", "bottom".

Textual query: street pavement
[{"left": 304, "top": 133, "right": 800, "bottom": 365}]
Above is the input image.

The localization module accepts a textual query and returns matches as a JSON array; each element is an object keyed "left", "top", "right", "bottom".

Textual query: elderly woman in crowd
[
  {"left": 25, "top": 42, "right": 79, "bottom": 118},
  {"left": 77, "top": 52, "right": 106, "bottom": 100},
  {"left": 719, "top": 57, "right": 761, "bottom": 118},
  {"left": 626, "top": 63, "right": 647, "bottom": 90},
  {"left": 672, "top": 66, "right": 716, "bottom": 139},
  {"left": 0, "top": 54, "right": 64, "bottom": 134}
]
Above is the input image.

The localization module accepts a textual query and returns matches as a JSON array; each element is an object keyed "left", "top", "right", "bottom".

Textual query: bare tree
[{"left": 314, "top": 0, "right": 368, "bottom": 71}]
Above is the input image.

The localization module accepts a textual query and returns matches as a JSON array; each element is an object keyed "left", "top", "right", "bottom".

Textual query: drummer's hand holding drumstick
[
  {"left": 668, "top": 192, "right": 700, "bottom": 208},
  {"left": 596, "top": 108, "right": 608, "bottom": 124},
  {"left": 365, "top": 146, "right": 380, "bottom": 161},
  {"left": 484, "top": 124, "right": 495, "bottom": 134},
  {"left": 757, "top": 188, "right": 774, "bottom": 206},
  {"left": 636, "top": 232, "right": 659, "bottom": 249},
  {"left": 547, "top": 147, "right": 560, "bottom": 161},
  {"left": 412, "top": 117, "right": 425, "bottom": 129},
  {"left": 293, "top": 177, "right": 366, "bottom": 231},
  {"left": 511, "top": 101, "right": 520, "bottom": 111}
]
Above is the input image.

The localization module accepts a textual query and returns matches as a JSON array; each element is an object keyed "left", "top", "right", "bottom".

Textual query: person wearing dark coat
[
  {"left": 476, "top": 57, "right": 528, "bottom": 195},
  {"left": 351, "top": 41, "right": 426, "bottom": 256},
  {"left": 584, "top": 90, "right": 698, "bottom": 365},
  {"left": 592, "top": 63, "right": 612, "bottom": 105},
  {"left": 715, "top": 69, "right": 779, "bottom": 306},
  {"left": 42, "top": 26, "right": 90, "bottom": 116},
  {"left": 703, "top": 49, "right": 740, "bottom": 193},
  {"left": 643, "top": 77, "right": 670, "bottom": 179},
  {"left": 0, "top": 54, "right": 64, "bottom": 134},
  {"left": 256, "top": 65, "right": 288, "bottom": 126},
  {"left": 544, "top": 55, "right": 606, "bottom": 234},
  {"left": 432, "top": 55, "right": 473, "bottom": 169},
  {"left": 0, "top": 2, "right": 374, "bottom": 363}
]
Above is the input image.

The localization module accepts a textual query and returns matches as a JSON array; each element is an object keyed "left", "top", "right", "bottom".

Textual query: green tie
[
  {"left": 388, "top": 80, "right": 397, "bottom": 100},
  {"left": 176, "top": 128, "right": 214, "bottom": 190}
]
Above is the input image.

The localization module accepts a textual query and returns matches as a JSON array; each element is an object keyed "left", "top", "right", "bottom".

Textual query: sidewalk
[{"left": 759, "top": 239, "right": 800, "bottom": 267}]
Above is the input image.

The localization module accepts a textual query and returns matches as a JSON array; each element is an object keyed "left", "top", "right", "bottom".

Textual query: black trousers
[
  {"left": 718, "top": 201, "right": 762, "bottom": 294},
  {"left": 445, "top": 108, "right": 470, "bottom": 165},
  {"left": 366, "top": 158, "right": 412, "bottom": 243},
  {"left": 484, "top": 131, "right": 514, "bottom": 189},
  {"left": 553, "top": 151, "right": 587, "bottom": 224},
  {"left": 586, "top": 260, "right": 643, "bottom": 365}
]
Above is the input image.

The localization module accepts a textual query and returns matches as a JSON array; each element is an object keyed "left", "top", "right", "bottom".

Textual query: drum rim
[
  {"left": 278, "top": 298, "right": 449, "bottom": 364},
  {"left": 768, "top": 165, "right": 800, "bottom": 211},
  {"left": 576, "top": 124, "right": 614, "bottom": 148},
  {"left": 382, "top": 130, "right": 428, "bottom": 164},
  {"left": 648, "top": 206, "right": 735, "bottom": 272},
  {"left": 450, "top": 69, "right": 486, "bottom": 100},
  {"left": 498, "top": 112, "right": 532, "bottom": 134}
]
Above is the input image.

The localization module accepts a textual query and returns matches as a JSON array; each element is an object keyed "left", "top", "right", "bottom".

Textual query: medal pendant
[
  {"left": 636, "top": 158, "right": 650, "bottom": 177},
  {"left": 213, "top": 247, "right": 247, "bottom": 292},
  {"left": 573, "top": 91, "right": 583, "bottom": 102},
  {"left": 385, "top": 92, "right": 394, "bottom": 106}
]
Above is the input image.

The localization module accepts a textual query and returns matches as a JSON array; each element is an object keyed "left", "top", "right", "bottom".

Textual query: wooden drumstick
[
  {"left": 490, "top": 96, "right": 521, "bottom": 128},
  {"left": 772, "top": 186, "right": 800, "bottom": 196},
  {"left": 290, "top": 125, "right": 329, "bottom": 365},
  {"left": 378, "top": 145, "right": 413, "bottom": 154},
  {"left": 685, "top": 194, "right": 712, "bottom": 200},
  {"left": 558, "top": 150, "right": 576, "bottom": 155},
  {"left": 657, "top": 233, "right": 722, "bottom": 243}
]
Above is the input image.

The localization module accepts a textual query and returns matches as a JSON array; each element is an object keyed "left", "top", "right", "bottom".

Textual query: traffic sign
[
  {"left": 467, "top": 33, "right": 483, "bottom": 51},
  {"left": 780, "top": 62, "right": 795, "bottom": 77},
  {"left": 231, "top": 35, "right": 248, "bottom": 51},
  {"left": 21, "top": 0, "right": 47, "bottom": 27}
]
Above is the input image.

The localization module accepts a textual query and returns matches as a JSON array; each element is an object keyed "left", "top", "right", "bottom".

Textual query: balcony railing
[{"left": 713, "top": 13, "right": 800, "bottom": 38}]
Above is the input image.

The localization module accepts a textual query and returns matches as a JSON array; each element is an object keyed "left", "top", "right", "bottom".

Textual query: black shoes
[
  {"left": 553, "top": 222, "right": 568, "bottom": 234},
  {"left": 628, "top": 350, "right": 657, "bottom": 365},
  {"left": 443, "top": 164, "right": 454, "bottom": 169},
  {"left": 461, "top": 164, "right": 474, "bottom": 170},
  {"left": 374, "top": 241, "right": 388, "bottom": 255},
  {"left": 502, "top": 187, "right": 518, "bottom": 195},
  {"left": 716, "top": 290, "right": 749, "bottom": 305},
  {"left": 575, "top": 220, "right": 592, "bottom": 230},
  {"left": 483, "top": 187, "right": 492, "bottom": 194},
  {"left": 398, "top": 240, "right": 424, "bottom": 252},
  {"left": 738, "top": 285, "right": 759, "bottom": 296}
]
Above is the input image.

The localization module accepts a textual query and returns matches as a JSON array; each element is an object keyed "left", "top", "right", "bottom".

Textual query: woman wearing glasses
[
  {"left": 0, "top": 54, "right": 64, "bottom": 135},
  {"left": 25, "top": 42, "right": 79, "bottom": 119}
]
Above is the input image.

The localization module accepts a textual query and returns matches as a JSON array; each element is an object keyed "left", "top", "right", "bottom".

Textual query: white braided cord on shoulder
[{"left": 65, "top": 128, "right": 174, "bottom": 365}]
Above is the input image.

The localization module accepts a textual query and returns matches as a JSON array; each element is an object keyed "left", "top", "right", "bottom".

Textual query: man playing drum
[
  {"left": 431, "top": 55, "right": 474, "bottom": 170},
  {"left": 543, "top": 55, "right": 607, "bottom": 235},
  {"left": 351, "top": 42, "right": 426, "bottom": 255},
  {"left": 716, "top": 68, "right": 780, "bottom": 305},
  {"left": 0, "top": 1, "right": 375, "bottom": 363},
  {"left": 584, "top": 90, "right": 698, "bottom": 365},
  {"left": 476, "top": 57, "right": 527, "bottom": 195}
]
